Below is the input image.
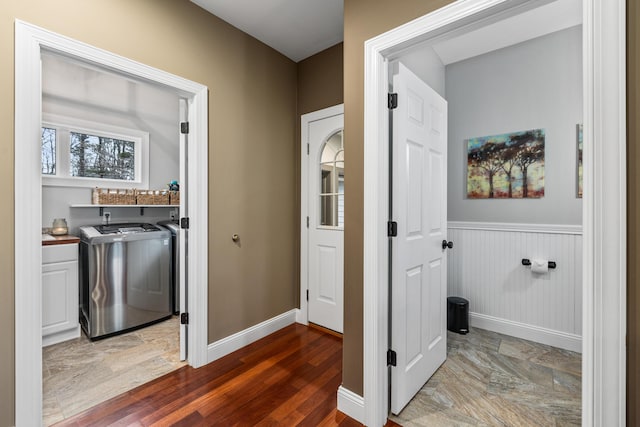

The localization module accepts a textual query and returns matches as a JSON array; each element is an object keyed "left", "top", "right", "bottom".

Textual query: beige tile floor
[
  {"left": 390, "top": 327, "right": 582, "bottom": 426},
  {"left": 43, "top": 316, "right": 186, "bottom": 426}
]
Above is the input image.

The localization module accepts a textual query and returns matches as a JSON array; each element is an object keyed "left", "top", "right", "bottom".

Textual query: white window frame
[{"left": 41, "top": 113, "right": 150, "bottom": 189}]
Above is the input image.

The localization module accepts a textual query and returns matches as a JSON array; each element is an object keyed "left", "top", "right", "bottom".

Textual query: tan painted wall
[
  {"left": 342, "top": 0, "right": 454, "bottom": 396},
  {"left": 1, "top": 1, "right": 297, "bottom": 425},
  {"left": 627, "top": 1, "right": 639, "bottom": 424},
  {"left": 297, "top": 43, "right": 344, "bottom": 116}
]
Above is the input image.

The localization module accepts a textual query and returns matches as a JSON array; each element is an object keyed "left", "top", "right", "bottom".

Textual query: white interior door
[
  {"left": 306, "top": 111, "right": 344, "bottom": 333},
  {"left": 179, "top": 98, "right": 188, "bottom": 361},
  {"left": 390, "top": 62, "right": 449, "bottom": 414}
]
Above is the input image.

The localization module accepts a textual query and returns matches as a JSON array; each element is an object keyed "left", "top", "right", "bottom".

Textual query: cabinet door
[{"left": 42, "top": 260, "right": 78, "bottom": 336}]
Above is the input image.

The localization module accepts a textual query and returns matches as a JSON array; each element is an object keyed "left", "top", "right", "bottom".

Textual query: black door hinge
[
  {"left": 307, "top": 143, "right": 310, "bottom": 155},
  {"left": 180, "top": 312, "right": 189, "bottom": 325},
  {"left": 306, "top": 216, "right": 309, "bottom": 228},
  {"left": 180, "top": 217, "right": 190, "bottom": 229},
  {"left": 306, "top": 289, "right": 309, "bottom": 301},
  {"left": 180, "top": 122, "right": 189, "bottom": 134},
  {"left": 388, "top": 93, "right": 398, "bottom": 109},
  {"left": 387, "top": 221, "right": 398, "bottom": 237},
  {"left": 387, "top": 349, "right": 397, "bottom": 366}
]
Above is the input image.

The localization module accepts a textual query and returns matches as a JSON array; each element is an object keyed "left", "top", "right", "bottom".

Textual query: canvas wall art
[
  {"left": 467, "top": 128, "right": 545, "bottom": 199},
  {"left": 576, "top": 124, "right": 583, "bottom": 198}
]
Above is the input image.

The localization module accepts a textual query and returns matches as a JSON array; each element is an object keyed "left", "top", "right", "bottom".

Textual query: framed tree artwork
[{"left": 466, "top": 128, "right": 545, "bottom": 199}]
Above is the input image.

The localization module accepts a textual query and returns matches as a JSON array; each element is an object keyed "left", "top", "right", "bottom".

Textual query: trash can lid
[{"left": 447, "top": 296, "right": 468, "bottom": 305}]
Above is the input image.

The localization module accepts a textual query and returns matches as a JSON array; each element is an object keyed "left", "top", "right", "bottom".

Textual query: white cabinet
[{"left": 42, "top": 243, "right": 80, "bottom": 346}]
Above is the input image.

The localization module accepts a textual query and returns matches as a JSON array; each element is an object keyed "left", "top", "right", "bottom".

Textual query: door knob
[{"left": 442, "top": 240, "right": 453, "bottom": 250}]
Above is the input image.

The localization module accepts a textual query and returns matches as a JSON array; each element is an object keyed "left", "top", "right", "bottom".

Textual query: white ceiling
[
  {"left": 189, "top": 0, "right": 580, "bottom": 65},
  {"left": 190, "top": 0, "right": 343, "bottom": 62},
  {"left": 432, "top": 0, "right": 582, "bottom": 65}
]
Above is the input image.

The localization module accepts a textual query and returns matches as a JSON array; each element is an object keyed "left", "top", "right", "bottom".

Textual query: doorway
[
  {"left": 359, "top": 0, "right": 626, "bottom": 426},
  {"left": 300, "top": 104, "right": 345, "bottom": 334},
  {"left": 388, "top": 3, "right": 585, "bottom": 416},
  {"left": 40, "top": 50, "right": 188, "bottom": 424},
  {"left": 15, "top": 21, "right": 209, "bottom": 426}
]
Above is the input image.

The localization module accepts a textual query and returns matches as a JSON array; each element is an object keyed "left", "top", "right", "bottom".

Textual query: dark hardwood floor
[{"left": 54, "top": 324, "right": 399, "bottom": 427}]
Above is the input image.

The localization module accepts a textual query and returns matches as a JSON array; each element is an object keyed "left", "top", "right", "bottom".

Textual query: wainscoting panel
[{"left": 447, "top": 222, "right": 582, "bottom": 352}]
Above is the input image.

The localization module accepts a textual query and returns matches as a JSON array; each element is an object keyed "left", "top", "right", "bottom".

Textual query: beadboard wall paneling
[{"left": 447, "top": 222, "right": 582, "bottom": 352}]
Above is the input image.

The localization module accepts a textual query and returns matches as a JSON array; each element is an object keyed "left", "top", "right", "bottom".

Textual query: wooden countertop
[{"left": 42, "top": 234, "right": 80, "bottom": 246}]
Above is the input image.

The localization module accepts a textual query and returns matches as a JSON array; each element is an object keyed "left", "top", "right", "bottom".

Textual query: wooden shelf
[
  {"left": 70, "top": 204, "right": 178, "bottom": 216},
  {"left": 70, "top": 204, "right": 177, "bottom": 208}
]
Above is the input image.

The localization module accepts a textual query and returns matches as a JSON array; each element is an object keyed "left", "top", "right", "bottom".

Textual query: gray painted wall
[
  {"left": 41, "top": 53, "right": 180, "bottom": 231},
  {"left": 446, "top": 26, "right": 583, "bottom": 225},
  {"left": 392, "top": 45, "right": 446, "bottom": 98}
]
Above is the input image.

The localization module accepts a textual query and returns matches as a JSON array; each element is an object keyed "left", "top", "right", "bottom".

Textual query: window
[
  {"left": 69, "top": 132, "right": 135, "bottom": 180},
  {"left": 41, "top": 127, "right": 56, "bottom": 175},
  {"left": 319, "top": 130, "right": 344, "bottom": 228},
  {"left": 42, "top": 114, "right": 149, "bottom": 189}
]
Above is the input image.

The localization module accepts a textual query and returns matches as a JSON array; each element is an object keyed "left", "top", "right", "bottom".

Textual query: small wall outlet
[
  {"left": 102, "top": 212, "right": 111, "bottom": 225},
  {"left": 169, "top": 210, "right": 177, "bottom": 220}
]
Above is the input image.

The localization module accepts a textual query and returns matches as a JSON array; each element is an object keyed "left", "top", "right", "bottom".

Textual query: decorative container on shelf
[
  {"left": 136, "top": 189, "right": 170, "bottom": 205},
  {"left": 169, "top": 191, "right": 180, "bottom": 205},
  {"left": 92, "top": 188, "right": 136, "bottom": 205}
]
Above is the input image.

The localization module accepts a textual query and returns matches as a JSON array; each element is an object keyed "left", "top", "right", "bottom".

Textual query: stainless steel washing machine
[{"left": 79, "top": 223, "right": 172, "bottom": 339}]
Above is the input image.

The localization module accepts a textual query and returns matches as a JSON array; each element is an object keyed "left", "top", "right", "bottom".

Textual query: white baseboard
[
  {"left": 42, "top": 325, "right": 80, "bottom": 348},
  {"left": 337, "top": 386, "right": 365, "bottom": 424},
  {"left": 207, "top": 309, "right": 297, "bottom": 363},
  {"left": 470, "top": 312, "right": 582, "bottom": 353},
  {"left": 295, "top": 307, "right": 308, "bottom": 325}
]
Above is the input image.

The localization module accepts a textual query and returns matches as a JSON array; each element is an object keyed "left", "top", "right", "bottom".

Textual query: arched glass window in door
[{"left": 319, "top": 130, "right": 344, "bottom": 228}]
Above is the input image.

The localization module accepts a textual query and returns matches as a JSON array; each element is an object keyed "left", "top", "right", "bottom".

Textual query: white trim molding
[
  {"left": 186, "top": 77, "right": 210, "bottom": 371},
  {"left": 448, "top": 221, "right": 583, "bottom": 235},
  {"left": 299, "top": 104, "right": 344, "bottom": 326},
  {"left": 337, "top": 386, "right": 365, "bottom": 424},
  {"left": 470, "top": 313, "right": 582, "bottom": 353},
  {"left": 581, "top": 0, "right": 627, "bottom": 425},
  {"left": 363, "top": 1, "right": 626, "bottom": 426},
  {"left": 207, "top": 310, "right": 297, "bottom": 363},
  {"left": 42, "top": 326, "right": 81, "bottom": 348},
  {"left": 15, "top": 20, "right": 209, "bottom": 426}
]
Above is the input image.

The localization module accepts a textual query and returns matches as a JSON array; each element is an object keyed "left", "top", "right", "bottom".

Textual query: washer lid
[{"left": 95, "top": 222, "right": 161, "bottom": 235}]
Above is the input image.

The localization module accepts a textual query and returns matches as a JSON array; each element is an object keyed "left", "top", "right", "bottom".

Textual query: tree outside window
[
  {"left": 41, "top": 127, "right": 56, "bottom": 175},
  {"left": 70, "top": 132, "right": 135, "bottom": 180}
]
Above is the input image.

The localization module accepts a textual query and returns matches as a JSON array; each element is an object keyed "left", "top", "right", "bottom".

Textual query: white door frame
[
  {"left": 14, "top": 20, "right": 209, "bottom": 426},
  {"left": 362, "top": 1, "right": 626, "bottom": 426},
  {"left": 298, "top": 104, "right": 344, "bottom": 326}
]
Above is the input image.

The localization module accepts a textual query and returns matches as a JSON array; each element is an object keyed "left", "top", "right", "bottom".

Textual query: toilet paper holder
[{"left": 522, "top": 259, "right": 557, "bottom": 269}]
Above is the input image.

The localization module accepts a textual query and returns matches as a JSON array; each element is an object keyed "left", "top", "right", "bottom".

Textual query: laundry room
[{"left": 40, "top": 51, "right": 185, "bottom": 425}]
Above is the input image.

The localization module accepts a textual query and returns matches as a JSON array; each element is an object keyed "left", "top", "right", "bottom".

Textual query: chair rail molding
[{"left": 448, "top": 221, "right": 583, "bottom": 235}]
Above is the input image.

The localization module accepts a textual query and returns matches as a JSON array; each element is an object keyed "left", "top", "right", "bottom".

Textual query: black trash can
[{"left": 447, "top": 296, "right": 469, "bottom": 334}]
